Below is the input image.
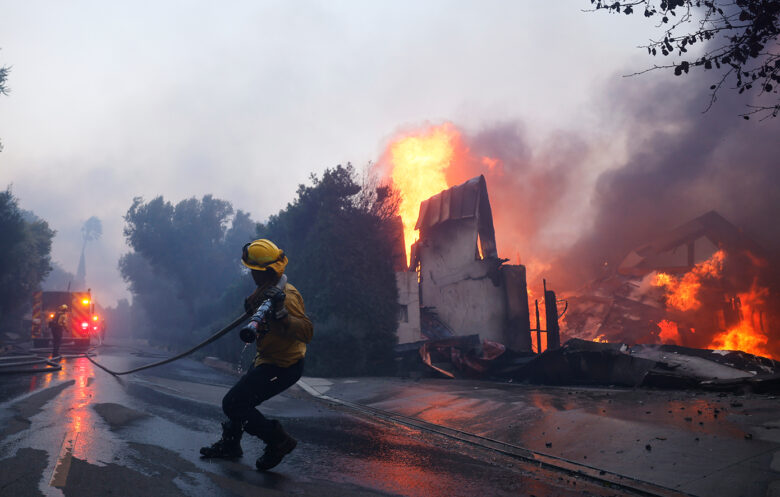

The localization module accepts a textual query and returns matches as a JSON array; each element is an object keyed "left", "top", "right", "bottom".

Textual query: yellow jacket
[
  {"left": 51, "top": 312, "right": 68, "bottom": 330},
  {"left": 248, "top": 282, "right": 313, "bottom": 367}
]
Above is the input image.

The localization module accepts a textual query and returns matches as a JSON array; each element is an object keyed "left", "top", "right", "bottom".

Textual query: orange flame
[
  {"left": 653, "top": 250, "right": 774, "bottom": 359},
  {"left": 657, "top": 319, "right": 681, "bottom": 344},
  {"left": 710, "top": 283, "right": 772, "bottom": 358},
  {"left": 388, "top": 124, "right": 457, "bottom": 265},
  {"left": 652, "top": 250, "right": 725, "bottom": 311}
]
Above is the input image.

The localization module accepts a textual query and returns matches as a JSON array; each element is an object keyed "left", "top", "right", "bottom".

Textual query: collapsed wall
[{"left": 396, "top": 175, "right": 532, "bottom": 352}]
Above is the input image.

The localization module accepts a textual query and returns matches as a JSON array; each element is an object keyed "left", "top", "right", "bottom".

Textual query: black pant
[
  {"left": 51, "top": 327, "right": 63, "bottom": 357},
  {"left": 222, "top": 359, "right": 303, "bottom": 442}
]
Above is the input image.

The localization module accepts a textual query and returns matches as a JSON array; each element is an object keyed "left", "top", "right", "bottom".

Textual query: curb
[{"left": 297, "top": 379, "right": 693, "bottom": 497}]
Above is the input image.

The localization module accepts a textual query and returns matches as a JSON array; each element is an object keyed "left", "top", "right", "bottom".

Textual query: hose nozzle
[{"left": 238, "top": 299, "right": 273, "bottom": 343}]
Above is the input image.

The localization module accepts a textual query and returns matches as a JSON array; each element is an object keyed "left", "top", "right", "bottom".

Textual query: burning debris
[
  {"left": 507, "top": 339, "right": 779, "bottom": 393},
  {"left": 416, "top": 334, "right": 506, "bottom": 379},
  {"left": 564, "top": 211, "right": 777, "bottom": 360}
]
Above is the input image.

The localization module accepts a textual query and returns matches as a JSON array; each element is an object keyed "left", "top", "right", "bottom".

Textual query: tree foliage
[
  {"left": 0, "top": 188, "right": 54, "bottom": 328},
  {"left": 120, "top": 195, "right": 255, "bottom": 347},
  {"left": 0, "top": 65, "right": 7, "bottom": 96},
  {"left": 259, "top": 164, "right": 400, "bottom": 376},
  {"left": 0, "top": 50, "right": 8, "bottom": 152},
  {"left": 81, "top": 216, "right": 102, "bottom": 243},
  {"left": 590, "top": 0, "right": 780, "bottom": 118}
]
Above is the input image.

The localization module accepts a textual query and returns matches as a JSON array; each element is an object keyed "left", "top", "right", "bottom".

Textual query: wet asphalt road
[
  {"left": 312, "top": 377, "right": 780, "bottom": 497},
  {"left": 0, "top": 343, "right": 625, "bottom": 497}
]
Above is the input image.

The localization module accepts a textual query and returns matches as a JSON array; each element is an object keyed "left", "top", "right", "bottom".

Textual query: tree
[
  {"left": 118, "top": 251, "right": 189, "bottom": 341},
  {"left": 590, "top": 0, "right": 780, "bottom": 119},
  {"left": 0, "top": 50, "right": 9, "bottom": 151},
  {"left": 0, "top": 188, "right": 54, "bottom": 329},
  {"left": 75, "top": 216, "right": 102, "bottom": 288},
  {"left": 120, "top": 195, "right": 255, "bottom": 347},
  {"left": 0, "top": 65, "right": 7, "bottom": 96},
  {"left": 258, "top": 165, "right": 400, "bottom": 376}
]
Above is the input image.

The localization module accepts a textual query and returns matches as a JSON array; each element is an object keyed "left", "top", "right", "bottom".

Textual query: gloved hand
[
  {"left": 243, "top": 296, "right": 258, "bottom": 314},
  {"left": 244, "top": 287, "right": 266, "bottom": 314},
  {"left": 262, "top": 286, "right": 288, "bottom": 320}
]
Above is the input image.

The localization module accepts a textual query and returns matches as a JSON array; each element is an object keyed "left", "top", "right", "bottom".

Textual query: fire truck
[{"left": 31, "top": 290, "right": 101, "bottom": 349}]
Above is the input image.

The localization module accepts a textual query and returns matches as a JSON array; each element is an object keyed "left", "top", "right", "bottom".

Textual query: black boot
[
  {"left": 200, "top": 421, "right": 243, "bottom": 459},
  {"left": 255, "top": 421, "right": 297, "bottom": 471}
]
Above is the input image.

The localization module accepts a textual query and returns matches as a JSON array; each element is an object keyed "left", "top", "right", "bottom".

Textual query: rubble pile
[
  {"left": 510, "top": 339, "right": 779, "bottom": 393},
  {"left": 402, "top": 338, "right": 779, "bottom": 393}
]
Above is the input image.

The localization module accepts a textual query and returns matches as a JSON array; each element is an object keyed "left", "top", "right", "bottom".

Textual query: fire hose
[
  {"left": 0, "top": 341, "right": 101, "bottom": 374},
  {"left": 0, "top": 353, "right": 64, "bottom": 374},
  {"left": 85, "top": 313, "right": 249, "bottom": 376},
  {"left": 85, "top": 275, "right": 287, "bottom": 376}
]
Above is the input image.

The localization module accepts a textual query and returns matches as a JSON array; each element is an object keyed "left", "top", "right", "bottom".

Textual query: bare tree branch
[{"left": 589, "top": 0, "right": 780, "bottom": 119}]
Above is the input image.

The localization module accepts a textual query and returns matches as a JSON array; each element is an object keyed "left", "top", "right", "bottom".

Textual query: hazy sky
[{"left": 0, "top": 1, "right": 670, "bottom": 305}]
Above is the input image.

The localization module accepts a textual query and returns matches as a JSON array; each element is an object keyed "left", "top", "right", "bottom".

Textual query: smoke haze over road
[{"left": 0, "top": 2, "right": 777, "bottom": 305}]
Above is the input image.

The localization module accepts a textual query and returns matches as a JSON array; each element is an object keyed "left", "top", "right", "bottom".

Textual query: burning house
[
  {"left": 383, "top": 123, "right": 776, "bottom": 385},
  {"left": 395, "top": 175, "right": 534, "bottom": 354}
]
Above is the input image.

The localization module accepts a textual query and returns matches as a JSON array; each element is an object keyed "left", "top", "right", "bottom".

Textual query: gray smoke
[
  {"left": 446, "top": 121, "right": 589, "bottom": 273},
  {"left": 554, "top": 73, "right": 780, "bottom": 288}
]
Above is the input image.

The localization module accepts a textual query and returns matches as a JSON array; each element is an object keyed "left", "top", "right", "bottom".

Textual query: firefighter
[
  {"left": 49, "top": 304, "right": 68, "bottom": 358},
  {"left": 201, "top": 239, "right": 314, "bottom": 471}
]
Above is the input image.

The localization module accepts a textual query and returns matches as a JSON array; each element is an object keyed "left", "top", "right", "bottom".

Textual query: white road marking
[
  {"left": 300, "top": 377, "right": 332, "bottom": 394},
  {"left": 49, "top": 431, "right": 79, "bottom": 488},
  {"left": 297, "top": 379, "right": 326, "bottom": 398}
]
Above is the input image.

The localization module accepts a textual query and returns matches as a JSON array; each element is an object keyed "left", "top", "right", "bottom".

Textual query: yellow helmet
[
  {"left": 241, "top": 239, "right": 288, "bottom": 276},
  {"left": 59, "top": 304, "right": 69, "bottom": 311}
]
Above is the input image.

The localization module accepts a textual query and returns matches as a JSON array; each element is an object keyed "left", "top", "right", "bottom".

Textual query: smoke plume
[{"left": 554, "top": 73, "right": 780, "bottom": 290}]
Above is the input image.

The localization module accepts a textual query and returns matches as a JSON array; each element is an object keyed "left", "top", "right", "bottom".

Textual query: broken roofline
[
  {"left": 411, "top": 175, "right": 499, "bottom": 269},
  {"left": 619, "top": 210, "right": 767, "bottom": 275}
]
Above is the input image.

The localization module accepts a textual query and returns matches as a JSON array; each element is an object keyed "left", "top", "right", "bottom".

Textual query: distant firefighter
[
  {"left": 201, "top": 239, "right": 314, "bottom": 471},
  {"left": 49, "top": 304, "right": 69, "bottom": 358}
]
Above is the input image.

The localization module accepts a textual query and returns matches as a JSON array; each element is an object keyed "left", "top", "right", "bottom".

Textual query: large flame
[
  {"left": 652, "top": 250, "right": 774, "bottom": 359},
  {"left": 384, "top": 122, "right": 544, "bottom": 273},
  {"left": 388, "top": 124, "right": 458, "bottom": 265},
  {"left": 711, "top": 283, "right": 772, "bottom": 358},
  {"left": 652, "top": 250, "right": 725, "bottom": 311}
]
